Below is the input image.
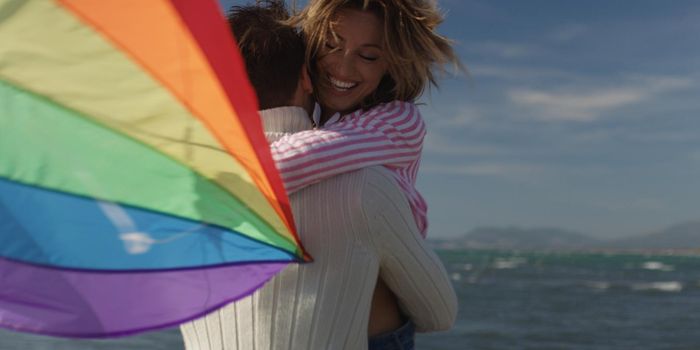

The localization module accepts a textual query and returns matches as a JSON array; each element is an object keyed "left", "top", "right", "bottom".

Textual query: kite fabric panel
[{"left": 0, "top": 0, "right": 309, "bottom": 338}]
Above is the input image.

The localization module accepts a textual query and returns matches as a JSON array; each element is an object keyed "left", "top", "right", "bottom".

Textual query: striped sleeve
[{"left": 269, "top": 101, "right": 426, "bottom": 194}]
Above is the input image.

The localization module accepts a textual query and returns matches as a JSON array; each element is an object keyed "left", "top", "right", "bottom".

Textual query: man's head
[{"left": 228, "top": 0, "right": 313, "bottom": 111}]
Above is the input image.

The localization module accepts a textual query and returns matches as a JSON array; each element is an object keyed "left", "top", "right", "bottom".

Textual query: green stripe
[{"left": 0, "top": 79, "right": 298, "bottom": 254}]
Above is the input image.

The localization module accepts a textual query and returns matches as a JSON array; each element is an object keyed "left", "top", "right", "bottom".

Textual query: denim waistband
[{"left": 368, "top": 320, "right": 415, "bottom": 350}]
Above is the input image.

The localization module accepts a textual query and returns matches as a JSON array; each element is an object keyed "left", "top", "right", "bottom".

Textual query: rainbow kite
[{"left": 0, "top": 0, "right": 309, "bottom": 338}]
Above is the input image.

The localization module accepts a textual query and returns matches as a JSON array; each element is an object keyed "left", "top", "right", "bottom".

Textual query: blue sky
[{"left": 221, "top": 1, "right": 700, "bottom": 239}]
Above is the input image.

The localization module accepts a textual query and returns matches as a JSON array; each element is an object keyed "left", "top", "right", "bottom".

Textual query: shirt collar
[
  {"left": 312, "top": 102, "right": 343, "bottom": 128},
  {"left": 259, "top": 106, "right": 313, "bottom": 134}
]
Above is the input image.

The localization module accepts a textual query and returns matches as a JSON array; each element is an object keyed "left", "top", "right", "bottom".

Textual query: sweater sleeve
[
  {"left": 361, "top": 167, "right": 458, "bottom": 333},
  {"left": 269, "top": 101, "right": 425, "bottom": 194}
]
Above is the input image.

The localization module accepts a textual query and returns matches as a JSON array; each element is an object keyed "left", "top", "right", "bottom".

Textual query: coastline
[{"left": 430, "top": 242, "right": 700, "bottom": 257}]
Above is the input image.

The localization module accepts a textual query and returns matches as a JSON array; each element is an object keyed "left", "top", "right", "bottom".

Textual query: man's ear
[{"left": 301, "top": 64, "right": 313, "bottom": 95}]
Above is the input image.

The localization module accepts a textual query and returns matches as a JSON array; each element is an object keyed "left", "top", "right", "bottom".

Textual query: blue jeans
[{"left": 368, "top": 320, "right": 415, "bottom": 350}]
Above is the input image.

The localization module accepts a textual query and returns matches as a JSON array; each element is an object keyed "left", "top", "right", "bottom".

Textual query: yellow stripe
[{"left": 0, "top": 0, "right": 291, "bottom": 243}]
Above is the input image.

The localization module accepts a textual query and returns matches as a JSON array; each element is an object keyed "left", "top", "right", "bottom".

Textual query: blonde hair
[{"left": 288, "top": 0, "right": 462, "bottom": 108}]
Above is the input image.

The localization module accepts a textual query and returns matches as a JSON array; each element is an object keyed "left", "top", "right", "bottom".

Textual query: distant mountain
[
  {"left": 607, "top": 221, "right": 700, "bottom": 249},
  {"left": 431, "top": 221, "right": 700, "bottom": 252},
  {"left": 446, "top": 226, "right": 600, "bottom": 250}
]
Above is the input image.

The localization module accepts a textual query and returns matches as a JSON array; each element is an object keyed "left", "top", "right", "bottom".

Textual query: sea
[{"left": 2, "top": 250, "right": 699, "bottom": 350}]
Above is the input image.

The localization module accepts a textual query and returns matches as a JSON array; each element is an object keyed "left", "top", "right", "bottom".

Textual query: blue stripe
[{"left": 0, "top": 178, "right": 297, "bottom": 271}]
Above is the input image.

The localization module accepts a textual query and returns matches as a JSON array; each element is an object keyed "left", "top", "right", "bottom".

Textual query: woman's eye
[
  {"left": 360, "top": 54, "right": 379, "bottom": 62},
  {"left": 324, "top": 43, "right": 338, "bottom": 51}
]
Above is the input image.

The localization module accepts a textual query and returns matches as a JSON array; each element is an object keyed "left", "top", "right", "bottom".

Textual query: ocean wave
[
  {"left": 492, "top": 257, "right": 527, "bottom": 269},
  {"left": 583, "top": 281, "right": 611, "bottom": 290},
  {"left": 641, "top": 261, "right": 674, "bottom": 272},
  {"left": 631, "top": 281, "right": 683, "bottom": 292}
]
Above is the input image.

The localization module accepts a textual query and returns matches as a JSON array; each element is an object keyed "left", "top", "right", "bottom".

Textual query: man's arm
[{"left": 361, "top": 167, "right": 457, "bottom": 332}]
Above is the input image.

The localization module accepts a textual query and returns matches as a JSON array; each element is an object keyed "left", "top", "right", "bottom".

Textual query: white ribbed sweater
[{"left": 180, "top": 107, "right": 457, "bottom": 350}]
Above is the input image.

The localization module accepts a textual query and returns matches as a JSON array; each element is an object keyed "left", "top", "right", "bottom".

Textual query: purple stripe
[{"left": 0, "top": 257, "right": 288, "bottom": 338}]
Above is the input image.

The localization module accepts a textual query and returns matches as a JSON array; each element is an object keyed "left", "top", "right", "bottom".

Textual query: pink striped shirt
[{"left": 270, "top": 100, "right": 429, "bottom": 237}]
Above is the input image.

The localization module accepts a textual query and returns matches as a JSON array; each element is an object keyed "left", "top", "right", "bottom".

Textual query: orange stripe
[{"left": 59, "top": 0, "right": 301, "bottom": 251}]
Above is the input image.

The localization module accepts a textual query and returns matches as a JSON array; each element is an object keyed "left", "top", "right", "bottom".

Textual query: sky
[{"left": 220, "top": 0, "right": 700, "bottom": 239}]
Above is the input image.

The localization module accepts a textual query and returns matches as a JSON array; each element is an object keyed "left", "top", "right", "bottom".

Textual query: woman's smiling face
[{"left": 316, "top": 9, "right": 389, "bottom": 116}]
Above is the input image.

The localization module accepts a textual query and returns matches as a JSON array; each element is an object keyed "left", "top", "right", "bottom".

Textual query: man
[{"left": 180, "top": 2, "right": 456, "bottom": 349}]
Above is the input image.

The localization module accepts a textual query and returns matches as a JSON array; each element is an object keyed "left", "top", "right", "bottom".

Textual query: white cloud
[
  {"left": 507, "top": 75, "right": 694, "bottom": 122},
  {"left": 549, "top": 24, "right": 589, "bottom": 43},
  {"left": 465, "top": 41, "right": 538, "bottom": 59},
  {"left": 689, "top": 150, "right": 700, "bottom": 162},
  {"left": 430, "top": 105, "right": 483, "bottom": 128},
  {"left": 626, "top": 130, "right": 700, "bottom": 143},
  {"left": 421, "top": 105, "right": 518, "bottom": 156},
  {"left": 572, "top": 127, "right": 699, "bottom": 144},
  {"left": 594, "top": 198, "right": 666, "bottom": 212},
  {"left": 423, "top": 133, "right": 504, "bottom": 156},
  {"left": 508, "top": 88, "right": 642, "bottom": 121},
  {"left": 571, "top": 129, "right": 614, "bottom": 143},
  {"left": 467, "top": 63, "right": 576, "bottom": 81}
]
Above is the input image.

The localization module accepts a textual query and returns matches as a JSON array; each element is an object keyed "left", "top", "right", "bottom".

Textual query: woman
[
  {"left": 273, "top": 0, "right": 460, "bottom": 237},
  {"left": 269, "top": 0, "right": 462, "bottom": 348}
]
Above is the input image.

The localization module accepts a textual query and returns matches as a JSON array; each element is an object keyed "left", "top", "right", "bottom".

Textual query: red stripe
[
  {"left": 283, "top": 151, "right": 419, "bottom": 184},
  {"left": 274, "top": 135, "right": 423, "bottom": 168},
  {"left": 361, "top": 102, "right": 407, "bottom": 129},
  {"left": 271, "top": 128, "right": 416, "bottom": 156},
  {"left": 169, "top": 0, "right": 308, "bottom": 261},
  {"left": 279, "top": 144, "right": 420, "bottom": 173},
  {"left": 271, "top": 116, "right": 424, "bottom": 157},
  {"left": 271, "top": 102, "right": 420, "bottom": 154},
  {"left": 360, "top": 103, "right": 397, "bottom": 128},
  {"left": 275, "top": 135, "right": 389, "bottom": 162}
]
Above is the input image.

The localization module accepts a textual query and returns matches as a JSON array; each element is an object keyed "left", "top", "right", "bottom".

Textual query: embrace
[{"left": 181, "top": 1, "right": 462, "bottom": 349}]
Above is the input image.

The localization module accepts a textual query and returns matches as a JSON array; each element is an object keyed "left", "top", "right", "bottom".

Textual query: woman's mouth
[{"left": 329, "top": 76, "right": 358, "bottom": 92}]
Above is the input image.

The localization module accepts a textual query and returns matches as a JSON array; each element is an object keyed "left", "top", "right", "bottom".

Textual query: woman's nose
[{"left": 335, "top": 52, "right": 356, "bottom": 77}]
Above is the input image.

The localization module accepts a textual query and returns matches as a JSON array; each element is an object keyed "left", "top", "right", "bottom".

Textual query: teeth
[{"left": 329, "top": 76, "right": 357, "bottom": 90}]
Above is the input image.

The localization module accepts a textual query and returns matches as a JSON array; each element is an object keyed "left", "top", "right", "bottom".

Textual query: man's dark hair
[{"left": 228, "top": 1, "right": 305, "bottom": 110}]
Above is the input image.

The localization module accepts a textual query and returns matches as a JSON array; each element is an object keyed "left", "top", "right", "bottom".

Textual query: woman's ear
[{"left": 301, "top": 64, "right": 313, "bottom": 95}]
